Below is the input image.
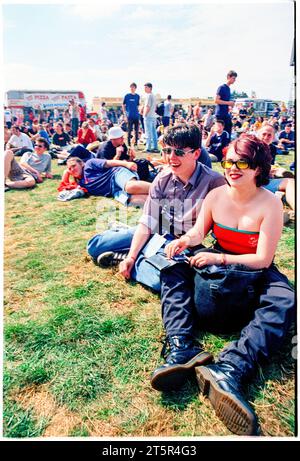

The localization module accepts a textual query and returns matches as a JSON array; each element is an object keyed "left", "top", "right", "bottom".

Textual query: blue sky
[{"left": 3, "top": 1, "right": 295, "bottom": 106}]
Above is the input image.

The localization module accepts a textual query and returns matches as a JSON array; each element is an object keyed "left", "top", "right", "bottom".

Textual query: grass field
[{"left": 4, "top": 150, "right": 295, "bottom": 438}]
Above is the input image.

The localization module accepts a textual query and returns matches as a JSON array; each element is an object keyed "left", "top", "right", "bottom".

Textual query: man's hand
[
  {"left": 36, "top": 172, "right": 43, "bottom": 183},
  {"left": 44, "top": 172, "right": 53, "bottom": 179},
  {"left": 165, "top": 235, "right": 191, "bottom": 259},
  {"left": 119, "top": 256, "right": 136, "bottom": 279},
  {"left": 228, "top": 100, "right": 235, "bottom": 107},
  {"left": 125, "top": 161, "right": 138, "bottom": 172}
]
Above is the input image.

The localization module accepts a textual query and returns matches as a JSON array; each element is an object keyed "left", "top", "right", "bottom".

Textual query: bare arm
[
  {"left": 105, "top": 159, "right": 137, "bottom": 171},
  {"left": 119, "top": 223, "right": 152, "bottom": 279},
  {"left": 214, "top": 94, "right": 234, "bottom": 107}
]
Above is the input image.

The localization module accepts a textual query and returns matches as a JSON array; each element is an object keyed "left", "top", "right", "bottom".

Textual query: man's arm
[
  {"left": 214, "top": 94, "right": 235, "bottom": 107},
  {"left": 119, "top": 223, "right": 152, "bottom": 279},
  {"left": 105, "top": 159, "right": 137, "bottom": 171},
  {"left": 19, "top": 156, "right": 43, "bottom": 181}
]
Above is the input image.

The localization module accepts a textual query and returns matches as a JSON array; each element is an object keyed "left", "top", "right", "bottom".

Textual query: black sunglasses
[{"left": 162, "top": 147, "right": 194, "bottom": 157}]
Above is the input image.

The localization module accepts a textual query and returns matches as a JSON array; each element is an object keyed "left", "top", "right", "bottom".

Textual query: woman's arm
[{"left": 189, "top": 195, "right": 283, "bottom": 270}]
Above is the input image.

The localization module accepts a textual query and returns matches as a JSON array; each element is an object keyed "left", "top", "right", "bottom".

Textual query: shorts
[
  {"left": 263, "top": 178, "right": 283, "bottom": 194},
  {"left": 112, "top": 168, "right": 139, "bottom": 205},
  {"left": 9, "top": 158, "right": 35, "bottom": 182}
]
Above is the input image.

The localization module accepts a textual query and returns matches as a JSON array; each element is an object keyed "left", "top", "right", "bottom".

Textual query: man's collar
[{"left": 172, "top": 162, "right": 201, "bottom": 187}]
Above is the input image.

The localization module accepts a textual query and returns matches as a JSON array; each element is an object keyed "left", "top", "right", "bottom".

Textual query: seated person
[
  {"left": 257, "top": 124, "right": 294, "bottom": 211},
  {"left": 278, "top": 124, "right": 295, "bottom": 151},
  {"left": 87, "top": 118, "right": 103, "bottom": 141},
  {"left": 77, "top": 121, "right": 96, "bottom": 147},
  {"left": 6, "top": 125, "right": 33, "bottom": 156},
  {"left": 205, "top": 120, "right": 230, "bottom": 161},
  {"left": 19, "top": 137, "right": 53, "bottom": 181},
  {"left": 63, "top": 156, "right": 150, "bottom": 206},
  {"left": 96, "top": 126, "right": 134, "bottom": 161},
  {"left": 52, "top": 122, "right": 72, "bottom": 148},
  {"left": 38, "top": 123, "right": 51, "bottom": 144},
  {"left": 152, "top": 134, "right": 294, "bottom": 436},
  {"left": 57, "top": 158, "right": 88, "bottom": 202},
  {"left": 5, "top": 137, "right": 52, "bottom": 189}
]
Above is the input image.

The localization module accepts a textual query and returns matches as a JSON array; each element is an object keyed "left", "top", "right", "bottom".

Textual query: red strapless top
[{"left": 212, "top": 222, "right": 259, "bottom": 254}]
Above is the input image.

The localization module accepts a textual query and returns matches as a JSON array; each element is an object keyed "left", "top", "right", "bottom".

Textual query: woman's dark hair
[
  {"left": 229, "top": 133, "right": 271, "bottom": 187},
  {"left": 162, "top": 123, "right": 202, "bottom": 150}
]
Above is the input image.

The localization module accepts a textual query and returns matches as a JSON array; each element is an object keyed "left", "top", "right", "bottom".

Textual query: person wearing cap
[
  {"left": 96, "top": 126, "right": 134, "bottom": 162},
  {"left": 143, "top": 83, "right": 159, "bottom": 153}
]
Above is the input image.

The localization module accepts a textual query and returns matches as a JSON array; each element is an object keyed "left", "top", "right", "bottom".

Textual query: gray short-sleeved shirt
[
  {"left": 21, "top": 151, "right": 52, "bottom": 173},
  {"left": 139, "top": 162, "right": 226, "bottom": 236},
  {"left": 143, "top": 93, "right": 157, "bottom": 118}
]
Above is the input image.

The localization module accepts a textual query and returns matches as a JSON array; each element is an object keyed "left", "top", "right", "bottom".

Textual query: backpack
[
  {"left": 134, "top": 158, "right": 159, "bottom": 182},
  {"left": 156, "top": 102, "right": 165, "bottom": 117}
]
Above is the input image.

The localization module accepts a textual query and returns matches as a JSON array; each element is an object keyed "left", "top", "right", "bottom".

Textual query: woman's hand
[
  {"left": 165, "top": 235, "right": 191, "bottom": 259},
  {"left": 189, "top": 252, "right": 221, "bottom": 268}
]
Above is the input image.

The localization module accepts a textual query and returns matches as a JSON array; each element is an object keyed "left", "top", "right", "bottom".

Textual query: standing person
[
  {"left": 215, "top": 70, "right": 237, "bottom": 139},
  {"left": 100, "top": 102, "right": 108, "bottom": 122},
  {"left": 4, "top": 106, "right": 12, "bottom": 129},
  {"left": 79, "top": 104, "right": 86, "bottom": 126},
  {"left": 122, "top": 83, "right": 140, "bottom": 147},
  {"left": 143, "top": 82, "right": 159, "bottom": 153},
  {"left": 154, "top": 134, "right": 294, "bottom": 436},
  {"left": 162, "top": 95, "right": 174, "bottom": 128},
  {"left": 69, "top": 100, "right": 80, "bottom": 138},
  {"left": 193, "top": 102, "right": 202, "bottom": 122}
]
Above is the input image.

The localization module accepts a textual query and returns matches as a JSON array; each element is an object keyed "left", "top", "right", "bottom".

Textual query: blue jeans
[
  {"left": 144, "top": 116, "right": 158, "bottom": 150},
  {"left": 87, "top": 227, "right": 161, "bottom": 292}
]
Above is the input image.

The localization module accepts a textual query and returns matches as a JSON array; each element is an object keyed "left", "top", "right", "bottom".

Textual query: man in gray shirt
[
  {"left": 143, "top": 82, "right": 159, "bottom": 153},
  {"left": 20, "top": 137, "right": 53, "bottom": 182},
  {"left": 87, "top": 124, "right": 225, "bottom": 291},
  {"left": 163, "top": 95, "right": 174, "bottom": 127}
]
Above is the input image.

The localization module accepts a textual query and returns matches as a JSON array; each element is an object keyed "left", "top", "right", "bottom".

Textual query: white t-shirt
[{"left": 8, "top": 133, "right": 33, "bottom": 150}]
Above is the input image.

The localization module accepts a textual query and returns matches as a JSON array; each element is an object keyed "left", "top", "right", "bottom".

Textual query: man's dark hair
[
  {"left": 227, "top": 70, "right": 238, "bottom": 78},
  {"left": 12, "top": 125, "right": 20, "bottom": 131},
  {"left": 167, "top": 95, "right": 172, "bottom": 100},
  {"left": 163, "top": 123, "right": 202, "bottom": 150},
  {"left": 102, "top": 102, "right": 106, "bottom": 106},
  {"left": 216, "top": 119, "right": 225, "bottom": 126},
  {"left": 130, "top": 82, "right": 137, "bottom": 88},
  {"left": 36, "top": 137, "right": 49, "bottom": 150},
  {"left": 144, "top": 82, "right": 152, "bottom": 89},
  {"left": 286, "top": 123, "right": 292, "bottom": 128}
]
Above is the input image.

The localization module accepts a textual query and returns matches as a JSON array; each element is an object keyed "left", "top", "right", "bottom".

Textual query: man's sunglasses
[
  {"left": 35, "top": 144, "right": 45, "bottom": 148},
  {"left": 221, "top": 159, "right": 252, "bottom": 170},
  {"left": 162, "top": 147, "right": 194, "bottom": 157}
]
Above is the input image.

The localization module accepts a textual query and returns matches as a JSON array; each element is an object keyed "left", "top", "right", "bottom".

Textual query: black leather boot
[
  {"left": 196, "top": 362, "right": 259, "bottom": 436},
  {"left": 150, "top": 335, "right": 213, "bottom": 392}
]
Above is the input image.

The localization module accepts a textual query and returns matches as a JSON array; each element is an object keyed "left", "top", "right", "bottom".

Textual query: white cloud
[
  {"left": 126, "top": 6, "right": 155, "bottom": 21},
  {"left": 67, "top": 3, "right": 122, "bottom": 21}
]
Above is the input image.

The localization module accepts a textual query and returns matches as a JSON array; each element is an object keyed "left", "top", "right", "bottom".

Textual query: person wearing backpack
[{"left": 143, "top": 82, "right": 160, "bottom": 153}]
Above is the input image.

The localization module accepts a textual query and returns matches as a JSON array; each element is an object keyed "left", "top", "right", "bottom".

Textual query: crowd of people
[{"left": 4, "top": 72, "right": 295, "bottom": 436}]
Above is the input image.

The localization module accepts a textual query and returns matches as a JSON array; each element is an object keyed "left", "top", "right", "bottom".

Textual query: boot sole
[
  {"left": 151, "top": 352, "right": 213, "bottom": 392},
  {"left": 196, "top": 366, "right": 258, "bottom": 436}
]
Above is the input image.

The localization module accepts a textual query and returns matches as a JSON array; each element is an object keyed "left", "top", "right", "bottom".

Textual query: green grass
[{"left": 4, "top": 151, "right": 295, "bottom": 437}]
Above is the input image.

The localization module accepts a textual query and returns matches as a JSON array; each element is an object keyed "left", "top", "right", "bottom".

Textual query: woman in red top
[
  {"left": 77, "top": 121, "right": 96, "bottom": 147},
  {"left": 151, "top": 134, "right": 294, "bottom": 436}
]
